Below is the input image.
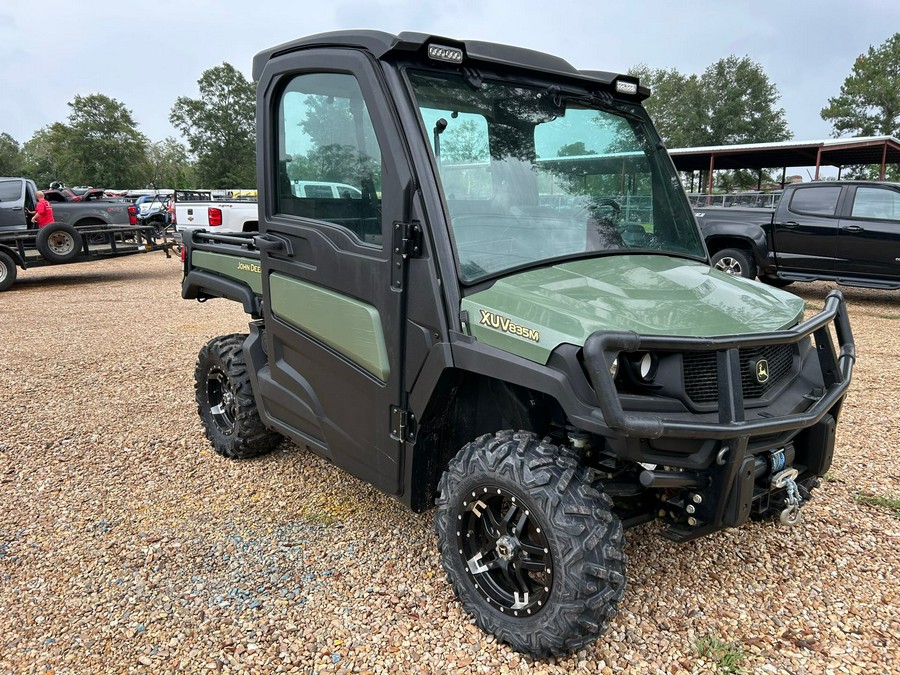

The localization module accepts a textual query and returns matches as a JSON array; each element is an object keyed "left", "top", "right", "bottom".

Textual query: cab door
[
  {"left": 835, "top": 183, "right": 900, "bottom": 279},
  {"left": 253, "top": 49, "right": 412, "bottom": 496},
  {"left": 771, "top": 184, "right": 842, "bottom": 274},
  {"left": 0, "top": 179, "right": 26, "bottom": 230}
]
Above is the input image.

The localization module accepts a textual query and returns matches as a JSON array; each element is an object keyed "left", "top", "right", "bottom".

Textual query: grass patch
[
  {"left": 854, "top": 492, "right": 900, "bottom": 519},
  {"left": 696, "top": 634, "right": 745, "bottom": 673},
  {"left": 877, "top": 313, "right": 900, "bottom": 320}
]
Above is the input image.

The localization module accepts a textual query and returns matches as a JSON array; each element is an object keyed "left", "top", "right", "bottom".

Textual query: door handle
[
  {"left": 253, "top": 234, "right": 287, "bottom": 253},
  {"left": 841, "top": 225, "right": 864, "bottom": 233},
  {"left": 782, "top": 221, "right": 799, "bottom": 229},
  {"left": 11, "top": 206, "right": 23, "bottom": 211}
]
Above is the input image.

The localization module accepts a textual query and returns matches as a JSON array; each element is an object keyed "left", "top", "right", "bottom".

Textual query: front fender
[{"left": 698, "top": 218, "right": 774, "bottom": 273}]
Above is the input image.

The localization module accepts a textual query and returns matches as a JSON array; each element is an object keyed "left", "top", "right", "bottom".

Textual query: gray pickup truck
[
  {"left": 0, "top": 176, "right": 169, "bottom": 291},
  {"left": 0, "top": 177, "right": 133, "bottom": 232},
  {"left": 697, "top": 180, "right": 900, "bottom": 289}
]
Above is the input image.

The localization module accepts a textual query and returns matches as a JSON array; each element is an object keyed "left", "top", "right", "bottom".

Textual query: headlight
[
  {"left": 639, "top": 352, "right": 654, "bottom": 380},
  {"left": 627, "top": 352, "right": 657, "bottom": 383}
]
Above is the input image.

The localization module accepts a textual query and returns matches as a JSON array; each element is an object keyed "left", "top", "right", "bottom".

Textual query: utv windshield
[{"left": 406, "top": 70, "right": 706, "bottom": 283}]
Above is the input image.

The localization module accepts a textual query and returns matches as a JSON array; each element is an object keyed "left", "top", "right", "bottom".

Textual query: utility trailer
[{"left": 0, "top": 221, "right": 175, "bottom": 291}]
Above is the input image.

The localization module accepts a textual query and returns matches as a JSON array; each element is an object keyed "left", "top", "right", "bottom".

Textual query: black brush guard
[{"left": 583, "top": 290, "right": 855, "bottom": 541}]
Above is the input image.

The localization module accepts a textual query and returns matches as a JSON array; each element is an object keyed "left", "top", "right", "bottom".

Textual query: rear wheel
[
  {"left": 195, "top": 333, "right": 281, "bottom": 459},
  {"left": 35, "top": 222, "right": 83, "bottom": 263},
  {"left": 435, "top": 431, "right": 626, "bottom": 657},
  {"left": 0, "top": 250, "right": 17, "bottom": 291},
  {"left": 710, "top": 247, "right": 756, "bottom": 279}
]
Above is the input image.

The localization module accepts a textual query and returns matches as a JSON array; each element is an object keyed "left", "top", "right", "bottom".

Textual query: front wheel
[
  {"left": 195, "top": 333, "right": 281, "bottom": 459},
  {"left": 710, "top": 247, "right": 756, "bottom": 279},
  {"left": 435, "top": 431, "right": 626, "bottom": 657}
]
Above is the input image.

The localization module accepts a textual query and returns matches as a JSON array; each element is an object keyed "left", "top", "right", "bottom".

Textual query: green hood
[{"left": 461, "top": 255, "right": 806, "bottom": 364}]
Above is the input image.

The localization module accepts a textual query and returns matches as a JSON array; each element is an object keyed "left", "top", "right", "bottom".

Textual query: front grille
[{"left": 683, "top": 344, "right": 795, "bottom": 404}]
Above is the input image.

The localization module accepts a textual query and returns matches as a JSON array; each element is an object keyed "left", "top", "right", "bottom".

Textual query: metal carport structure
[{"left": 668, "top": 136, "right": 900, "bottom": 192}]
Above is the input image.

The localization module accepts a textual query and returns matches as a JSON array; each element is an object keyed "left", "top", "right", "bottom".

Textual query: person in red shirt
[{"left": 32, "top": 191, "right": 55, "bottom": 227}]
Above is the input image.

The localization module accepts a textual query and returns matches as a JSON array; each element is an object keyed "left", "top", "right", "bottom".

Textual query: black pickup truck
[{"left": 697, "top": 181, "right": 900, "bottom": 289}]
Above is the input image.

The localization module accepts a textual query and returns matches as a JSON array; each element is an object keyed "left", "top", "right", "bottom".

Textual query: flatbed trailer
[{"left": 0, "top": 222, "right": 176, "bottom": 291}]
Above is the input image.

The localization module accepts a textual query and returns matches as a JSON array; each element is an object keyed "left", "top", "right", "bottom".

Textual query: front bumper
[{"left": 582, "top": 290, "right": 855, "bottom": 540}]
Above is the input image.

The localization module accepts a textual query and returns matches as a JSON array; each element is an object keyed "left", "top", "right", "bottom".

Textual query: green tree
[
  {"left": 821, "top": 33, "right": 900, "bottom": 180},
  {"left": 442, "top": 120, "right": 489, "bottom": 163},
  {"left": 62, "top": 94, "right": 150, "bottom": 188},
  {"left": 632, "top": 57, "right": 791, "bottom": 191},
  {"left": 145, "top": 137, "right": 196, "bottom": 188},
  {"left": 821, "top": 33, "right": 900, "bottom": 137},
  {"left": 20, "top": 124, "right": 69, "bottom": 188},
  {"left": 0, "top": 132, "right": 23, "bottom": 176},
  {"left": 629, "top": 65, "right": 705, "bottom": 149},
  {"left": 299, "top": 94, "right": 355, "bottom": 149},
  {"left": 170, "top": 63, "right": 256, "bottom": 188},
  {"left": 698, "top": 56, "right": 791, "bottom": 146},
  {"left": 556, "top": 141, "right": 595, "bottom": 158}
]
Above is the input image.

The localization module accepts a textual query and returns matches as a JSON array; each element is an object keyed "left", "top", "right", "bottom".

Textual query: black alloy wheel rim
[
  {"left": 206, "top": 368, "right": 236, "bottom": 434},
  {"left": 456, "top": 484, "right": 552, "bottom": 616}
]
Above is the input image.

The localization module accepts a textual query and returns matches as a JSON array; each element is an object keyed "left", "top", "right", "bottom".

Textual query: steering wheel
[{"left": 591, "top": 198, "right": 622, "bottom": 223}]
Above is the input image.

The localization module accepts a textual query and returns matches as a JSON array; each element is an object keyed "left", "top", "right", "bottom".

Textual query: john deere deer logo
[{"left": 755, "top": 359, "right": 770, "bottom": 384}]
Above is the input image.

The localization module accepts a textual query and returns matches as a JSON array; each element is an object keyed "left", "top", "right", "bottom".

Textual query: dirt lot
[{"left": 0, "top": 252, "right": 898, "bottom": 674}]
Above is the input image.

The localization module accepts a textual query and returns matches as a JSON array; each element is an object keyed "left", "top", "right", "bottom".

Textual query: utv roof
[{"left": 252, "top": 29, "right": 649, "bottom": 99}]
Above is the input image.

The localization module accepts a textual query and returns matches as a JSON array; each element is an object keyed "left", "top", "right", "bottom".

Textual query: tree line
[{"left": 0, "top": 33, "right": 897, "bottom": 191}]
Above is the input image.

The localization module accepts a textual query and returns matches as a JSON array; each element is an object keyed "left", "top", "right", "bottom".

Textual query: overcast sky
[{"left": 2, "top": 0, "right": 898, "bottom": 156}]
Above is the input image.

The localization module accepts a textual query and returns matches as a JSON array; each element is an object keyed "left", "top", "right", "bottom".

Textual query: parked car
[
  {"left": 0, "top": 177, "right": 135, "bottom": 231},
  {"left": 134, "top": 193, "right": 173, "bottom": 234},
  {"left": 172, "top": 190, "right": 258, "bottom": 236},
  {"left": 697, "top": 180, "right": 900, "bottom": 289}
]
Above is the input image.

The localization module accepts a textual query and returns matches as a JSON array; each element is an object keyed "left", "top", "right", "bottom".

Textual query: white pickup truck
[
  {"left": 173, "top": 190, "right": 259, "bottom": 236},
  {"left": 173, "top": 182, "right": 363, "bottom": 236}
]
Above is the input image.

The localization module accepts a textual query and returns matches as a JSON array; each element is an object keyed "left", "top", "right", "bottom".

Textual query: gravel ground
[{"left": 0, "top": 251, "right": 898, "bottom": 675}]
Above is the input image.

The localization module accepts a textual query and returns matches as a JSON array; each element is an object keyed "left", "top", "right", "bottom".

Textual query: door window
[
  {"left": 275, "top": 73, "right": 383, "bottom": 247},
  {"left": 851, "top": 187, "right": 900, "bottom": 221},
  {"left": 788, "top": 186, "right": 841, "bottom": 216},
  {"left": 0, "top": 180, "right": 22, "bottom": 202}
]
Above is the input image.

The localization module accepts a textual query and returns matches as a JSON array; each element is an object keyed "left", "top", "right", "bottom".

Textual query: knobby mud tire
[
  {"left": 435, "top": 430, "right": 626, "bottom": 657},
  {"left": 195, "top": 333, "right": 281, "bottom": 459}
]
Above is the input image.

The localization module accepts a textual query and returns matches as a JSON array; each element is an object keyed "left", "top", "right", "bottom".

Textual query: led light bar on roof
[
  {"left": 428, "top": 43, "right": 463, "bottom": 64},
  {"left": 615, "top": 80, "right": 638, "bottom": 95}
]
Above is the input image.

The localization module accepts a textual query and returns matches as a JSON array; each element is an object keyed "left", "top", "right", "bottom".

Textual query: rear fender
[
  {"left": 0, "top": 244, "right": 26, "bottom": 268},
  {"left": 182, "top": 269, "right": 262, "bottom": 317}
]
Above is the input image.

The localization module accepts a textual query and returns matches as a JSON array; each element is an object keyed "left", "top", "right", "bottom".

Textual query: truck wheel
[
  {"left": 35, "top": 222, "right": 83, "bottom": 263},
  {"left": 435, "top": 430, "right": 626, "bottom": 657},
  {"left": 710, "top": 248, "right": 756, "bottom": 279},
  {"left": 195, "top": 333, "right": 281, "bottom": 459},
  {"left": 0, "top": 250, "right": 17, "bottom": 291}
]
